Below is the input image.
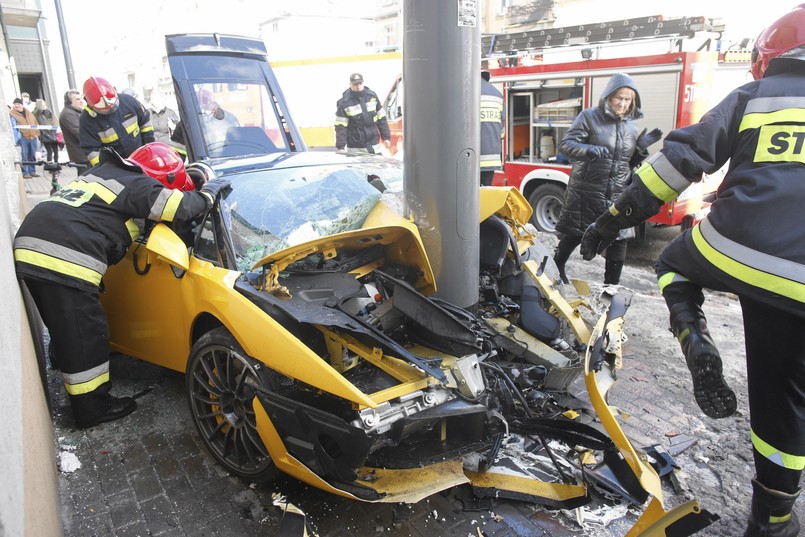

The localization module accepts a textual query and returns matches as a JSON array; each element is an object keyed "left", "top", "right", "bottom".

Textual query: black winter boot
[
  {"left": 669, "top": 302, "right": 737, "bottom": 418},
  {"left": 604, "top": 257, "right": 624, "bottom": 285},
  {"left": 70, "top": 382, "right": 137, "bottom": 429},
  {"left": 745, "top": 478, "right": 801, "bottom": 537},
  {"left": 553, "top": 246, "right": 572, "bottom": 284}
]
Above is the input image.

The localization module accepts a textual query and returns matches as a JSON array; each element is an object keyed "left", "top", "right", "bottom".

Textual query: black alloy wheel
[{"left": 186, "top": 327, "right": 279, "bottom": 481}]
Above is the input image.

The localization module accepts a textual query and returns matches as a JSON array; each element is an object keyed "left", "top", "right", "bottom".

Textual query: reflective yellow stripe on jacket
[
  {"left": 692, "top": 219, "right": 805, "bottom": 304},
  {"left": 149, "top": 189, "right": 185, "bottom": 222},
  {"left": 13, "top": 236, "right": 106, "bottom": 286},
  {"left": 634, "top": 152, "right": 693, "bottom": 204}
]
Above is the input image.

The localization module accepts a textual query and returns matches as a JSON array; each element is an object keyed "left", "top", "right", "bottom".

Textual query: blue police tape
[{"left": 13, "top": 125, "right": 59, "bottom": 130}]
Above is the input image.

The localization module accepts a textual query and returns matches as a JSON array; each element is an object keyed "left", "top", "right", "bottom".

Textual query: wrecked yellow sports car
[{"left": 100, "top": 34, "right": 717, "bottom": 536}]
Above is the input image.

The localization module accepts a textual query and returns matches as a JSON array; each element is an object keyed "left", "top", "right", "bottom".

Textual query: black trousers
[
  {"left": 43, "top": 141, "right": 59, "bottom": 163},
  {"left": 24, "top": 278, "right": 113, "bottom": 418},
  {"left": 657, "top": 232, "right": 805, "bottom": 494},
  {"left": 480, "top": 170, "right": 495, "bottom": 186}
]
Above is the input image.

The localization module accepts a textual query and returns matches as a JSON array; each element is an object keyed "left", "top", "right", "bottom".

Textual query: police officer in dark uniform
[
  {"left": 334, "top": 73, "right": 391, "bottom": 154},
  {"left": 580, "top": 6, "right": 805, "bottom": 535},
  {"left": 14, "top": 142, "right": 229, "bottom": 429}
]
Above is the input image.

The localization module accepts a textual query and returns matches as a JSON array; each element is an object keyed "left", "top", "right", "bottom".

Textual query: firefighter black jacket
[
  {"left": 79, "top": 93, "right": 155, "bottom": 166},
  {"left": 334, "top": 87, "right": 390, "bottom": 151},
  {"left": 628, "top": 57, "right": 805, "bottom": 317},
  {"left": 13, "top": 148, "right": 209, "bottom": 292}
]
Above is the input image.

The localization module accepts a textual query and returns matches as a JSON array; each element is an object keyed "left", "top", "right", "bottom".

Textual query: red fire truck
[{"left": 384, "top": 15, "right": 733, "bottom": 233}]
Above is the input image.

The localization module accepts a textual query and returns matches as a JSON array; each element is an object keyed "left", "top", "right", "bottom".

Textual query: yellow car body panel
[
  {"left": 479, "top": 186, "right": 533, "bottom": 224},
  {"left": 103, "top": 226, "right": 390, "bottom": 409},
  {"left": 464, "top": 470, "right": 588, "bottom": 503},
  {"left": 251, "top": 222, "right": 436, "bottom": 297},
  {"left": 254, "top": 397, "right": 470, "bottom": 503},
  {"left": 585, "top": 309, "right": 664, "bottom": 504}
]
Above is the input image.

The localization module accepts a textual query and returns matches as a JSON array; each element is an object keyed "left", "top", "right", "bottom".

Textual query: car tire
[
  {"left": 186, "top": 326, "right": 280, "bottom": 482},
  {"left": 528, "top": 183, "right": 565, "bottom": 233}
]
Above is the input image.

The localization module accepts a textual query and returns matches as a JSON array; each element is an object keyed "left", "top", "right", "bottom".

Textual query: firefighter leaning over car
[
  {"left": 480, "top": 70, "right": 504, "bottom": 186},
  {"left": 580, "top": 5, "right": 805, "bottom": 535},
  {"left": 13, "top": 142, "right": 230, "bottom": 429},
  {"left": 334, "top": 73, "right": 391, "bottom": 154},
  {"left": 79, "top": 76, "right": 155, "bottom": 167}
]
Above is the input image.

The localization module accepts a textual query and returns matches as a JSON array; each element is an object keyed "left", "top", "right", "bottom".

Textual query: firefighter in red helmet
[
  {"left": 13, "top": 143, "right": 230, "bottom": 429},
  {"left": 79, "top": 76, "right": 156, "bottom": 166},
  {"left": 580, "top": 5, "right": 805, "bottom": 534}
]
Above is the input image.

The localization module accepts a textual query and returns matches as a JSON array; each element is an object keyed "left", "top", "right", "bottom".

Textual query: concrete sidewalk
[{"left": 22, "top": 162, "right": 80, "bottom": 206}]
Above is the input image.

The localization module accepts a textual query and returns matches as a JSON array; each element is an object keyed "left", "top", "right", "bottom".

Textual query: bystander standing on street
[
  {"left": 149, "top": 92, "right": 180, "bottom": 143},
  {"left": 553, "top": 73, "right": 662, "bottom": 288},
  {"left": 59, "top": 89, "right": 89, "bottom": 166},
  {"left": 9, "top": 97, "right": 40, "bottom": 178},
  {"left": 33, "top": 99, "right": 60, "bottom": 164}
]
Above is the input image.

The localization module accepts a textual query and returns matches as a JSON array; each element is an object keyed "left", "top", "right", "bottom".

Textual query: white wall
[{"left": 0, "top": 67, "right": 63, "bottom": 536}]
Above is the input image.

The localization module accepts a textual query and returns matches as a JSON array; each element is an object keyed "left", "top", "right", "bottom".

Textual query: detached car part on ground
[{"left": 100, "top": 33, "right": 717, "bottom": 535}]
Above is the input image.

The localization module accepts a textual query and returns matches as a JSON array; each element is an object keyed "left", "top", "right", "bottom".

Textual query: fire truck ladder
[{"left": 482, "top": 15, "right": 724, "bottom": 58}]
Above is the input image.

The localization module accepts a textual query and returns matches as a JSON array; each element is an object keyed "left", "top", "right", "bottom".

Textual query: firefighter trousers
[
  {"left": 656, "top": 232, "right": 805, "bottom": 494},
  {"left": 24, "top": 278, "right": 116, "bottom": 420}
]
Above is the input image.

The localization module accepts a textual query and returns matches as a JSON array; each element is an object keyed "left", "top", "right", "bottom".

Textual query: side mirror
[{"left": 145, "top": 223, "right": 189, "bottom": 272}]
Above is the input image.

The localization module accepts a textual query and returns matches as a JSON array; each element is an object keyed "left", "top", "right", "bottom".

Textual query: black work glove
[
  {"left": 580, "top": 221, "right": 619, "bottom": 261},
  {"left": 587, "top": 146, "right": 611, "bottom": 160},
  {"left": 200, "top": 179, "right": 232, "bottom": 209},
  {"left": 636, "top": 128, "right": 663, "bottom": 151}
]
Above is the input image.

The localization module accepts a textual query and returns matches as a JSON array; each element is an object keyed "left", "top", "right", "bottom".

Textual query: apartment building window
[{"left": 385, "top": 24, "right": 394, "bottom": 48}]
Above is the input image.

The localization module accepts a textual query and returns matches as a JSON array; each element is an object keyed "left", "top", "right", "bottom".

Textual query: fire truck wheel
[{"left": 528, "top": 183, "right": 565, "bottom": 233}]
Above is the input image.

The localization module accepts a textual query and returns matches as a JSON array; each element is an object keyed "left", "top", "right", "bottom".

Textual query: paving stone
[
  {"left": 140, "top": 495, "right": 181, "bottom": 535},
  {"left": 107, "top": 490, "right": 145, "bottom": 530},
  {"left": 129, "top": 467, "right": 165, "bottom": 502}
]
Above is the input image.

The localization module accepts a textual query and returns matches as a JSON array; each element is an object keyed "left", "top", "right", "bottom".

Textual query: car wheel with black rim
[{"left": 186, "top": 326, "right": 279, "bottom": 482}]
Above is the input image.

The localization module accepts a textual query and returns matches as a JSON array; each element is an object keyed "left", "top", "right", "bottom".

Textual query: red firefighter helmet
[
  {"left": 751, "top": 4, "right": 805, "bottom": 80},
  {"left": 127, "top": 142, "right": 195, "bottom": 191},
  {"left": 83, "top": 76, "right": 120, "bottom": 115}
]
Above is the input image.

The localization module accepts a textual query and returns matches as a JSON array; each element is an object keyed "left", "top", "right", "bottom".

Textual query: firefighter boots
[
  {"left": 669, "top": 302, "right": 737, "bottom": 419},
  {"left": 745, "top": 478, "right": 801, "bottom": 537},
  {"left": 71, "top": 384, "right": 137, "bottom": 429}
]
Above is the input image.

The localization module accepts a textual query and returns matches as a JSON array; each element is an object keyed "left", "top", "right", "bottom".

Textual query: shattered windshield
[{"left": 223, "top": 162, "right": 401, "bottom": 272}]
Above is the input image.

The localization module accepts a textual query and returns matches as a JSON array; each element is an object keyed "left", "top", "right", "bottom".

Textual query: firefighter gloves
[
  {"left": 581, "top": 222, "right": 618, "bottom": 260},
  {"left": 200, "top": 179, "right": 232, "bottom": 209}
]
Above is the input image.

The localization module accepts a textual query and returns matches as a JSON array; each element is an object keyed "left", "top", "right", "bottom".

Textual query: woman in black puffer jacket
[{"left": 553, "top": 73, "right": 662, "bottom": 286}]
